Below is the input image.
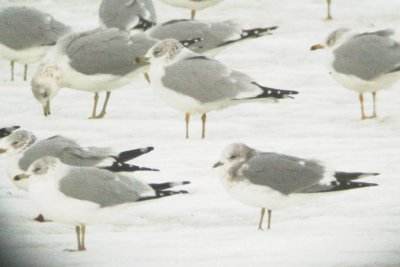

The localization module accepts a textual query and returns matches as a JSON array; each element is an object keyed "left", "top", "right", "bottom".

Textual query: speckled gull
[
  {"left": 0, "top": 129, "right": 158, "bottom": 192},
  {"left": 159, "top": 0, "right": 223, "bottom": 19},
  {"left": 213, "top": 143, "right": 379, "bottom": 230},
  {"left": 137, "top": 39, "right": 298, "bottom": 139},
  {"left": 99, "top": 0, "right": 157, "bottom": 31},
  {"left": 16, "top": 157, "right": 189, "bottom": 251},
  {"left": 0, "top": 6, "right": 70, "bottom": 81},
  {"left": 311, "top": 28, "right": 400, "bottom": 120}
]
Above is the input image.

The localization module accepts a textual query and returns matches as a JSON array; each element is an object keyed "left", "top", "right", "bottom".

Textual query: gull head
[
  {"left": 213, "top": 143, "right": 255, "bottom": 169},
  {"left": 21, "top": 156, "right": 61, "bottom": 182},
  {"left": 31, "top": 65, "right": 64, "bottom": 116},
  {"left": 137, "top": 39, "right": 185, "bottom": 64},
  {"left": 0, "top": 130, "right": 37, "bottom": 156},
  {"left": 310, "top": 27, "right": 350, "bottom": 50}
]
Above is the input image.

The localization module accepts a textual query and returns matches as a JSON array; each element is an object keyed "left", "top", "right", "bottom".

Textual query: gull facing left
[{"left": 138, "top": 39, "right": 298, "bottom": 139}]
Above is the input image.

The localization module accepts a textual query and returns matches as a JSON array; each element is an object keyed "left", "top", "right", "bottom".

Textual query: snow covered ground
[{"left": 1, "top": 0, "right": 400, "bottom": 266}]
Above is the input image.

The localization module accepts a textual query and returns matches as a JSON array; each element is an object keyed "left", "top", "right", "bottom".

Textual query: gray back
[
  {"left": 99, "top": 0, "right": 157, "bottom": 30},
  {"left": 59, "top": 167, "right": 142, "bottom": 207},
  {"left": 0, "top": 6, "right": 70, "bottom": 50},
  {"left": 241, "top": 153, "right": 325, "bottom": 195},
  {"left": 19, "top": 136, "right": 111, "bottom": 171},
  {"left": 162, "top": 56, "right": 253, "bottom": 103},
  {"left": 148, "top": 20, "right": 240, "bottom": 53},
  {"left": 333, "top": 30, "right": 400, "bottom": 80},
  {"left": 64, "top": 28, "right": 156, "bottom": 76}
]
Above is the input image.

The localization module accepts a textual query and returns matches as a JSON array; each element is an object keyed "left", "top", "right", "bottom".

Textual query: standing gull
[
  {"left": 311, "top": 28, "right": 400, "bottom": 120},
  {"left": 16, "top": 157, "right": 189, "bottom": 251},
  {"left": 99, "top": 0, "right": 157, "bottom": 31},
  {"left": 31, "top": 28, "right": 157, "bottom": 119},
  {"left": 147, "top": 19, "right": 278, "bottom": 57},
  {"left": 137, "top": 39, "right": 298, "bottom": 139},
  {"left": 0, "top": 126, "right": 20, "bottom": 138},
  {"left": 159, "top": 0, "right": 223, "bottom": 19},
  {"left": 0, "top": 6, "right": 70, "bottom": 81},
  {"left": 213, "top": 143, "right": 379, "bottom": 230},
  {"left": 0, "top": 130, "right": 158, "bottom": 191}
]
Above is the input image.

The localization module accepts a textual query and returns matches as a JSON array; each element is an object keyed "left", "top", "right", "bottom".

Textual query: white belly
[{"left": 0, "top": 43, "right": 50, "bottom": 64}]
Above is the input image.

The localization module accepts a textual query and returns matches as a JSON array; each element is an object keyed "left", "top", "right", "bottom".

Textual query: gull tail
[
  {"left": 132, "top": 17, "right": 157, "bottom": 31},
  {"left": 0, "top": 126, "right": 20, "bottom": 138},
  {"left": 114, "top": 147, "right": 154, "bottom": 163},
  {"left": 219, "top": 26, "right": 278, "bottom": 47},
  {"left": 101, "top": 162, "right": 159, "bottom": 172},
  {"left": 137, "top": 190, "right": 189, "bottom": 202}
]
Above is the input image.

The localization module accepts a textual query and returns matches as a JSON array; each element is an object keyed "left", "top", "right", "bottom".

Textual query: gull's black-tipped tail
[
  {"left": 0, "top": 126, "right": 20, "bottom": 138},
  {"left": 219, "top": 26, "right": 278, "bottom": 47},
  {"left": 101, "top": 162, "right": 159, "bottom": 172},
  {"left": 137, "top": 190, "right": 189, "bottom": 202},
  {"left": 334, "top": 172, "right": 380, "bottom": 182},
  {"left": 132, "top": 17, "right": 156, "bottom": 31},
  {"left": 115, "top": 147, "right": 154, "bottom": 163},
  {"left": 236, "top": 82, "right": 298, "bottom": 101}
]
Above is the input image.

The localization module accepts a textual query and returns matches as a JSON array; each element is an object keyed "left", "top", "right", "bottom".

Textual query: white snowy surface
[{"left": 0, "top": 0, "right": 400, "bottom": 266}]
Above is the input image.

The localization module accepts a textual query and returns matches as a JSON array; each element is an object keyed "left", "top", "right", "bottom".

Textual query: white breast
[{"left": 0, "top": 43, "right": 50, "bottom": 64}]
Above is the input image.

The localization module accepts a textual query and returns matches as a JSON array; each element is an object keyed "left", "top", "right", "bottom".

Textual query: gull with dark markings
[
  {"left": 0, "top": 130, "right": 157, "bottom": 192},
  {"left": 99, "top": 0, "right": 157, "bottom": 31},
  {"left": 16, "top": 156, "right": 189, "bottom": 251},
  {"left": 159, "top": 0, "right": 223, "bottom": 19},
  {"left": 0, "top": 126, "right": 20, "bottom": 138},
  {"left": 311, "top": 28, "right": 400, "bottom": 120},
  {"left": 137, "top": 39, "right": 298, "bottom": 139},
  {"left": 0, "top": 6, "right": 70, "bottom": 81},
  {"left": 213, "top": 143, "right": 379, "bottom": 230},
  {"left": 147, "top": 19, "right": 278, "bottom": 57}
]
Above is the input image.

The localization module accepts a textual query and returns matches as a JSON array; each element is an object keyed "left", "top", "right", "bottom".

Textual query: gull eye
[
  {"left": 33, "top": 167, "right": 41, "bottom": 173},
  {"left": 229, "top": 155, "right": 238, "bottom": 160},
  {"left": 153, "top": 48, "right": 162, "bottom": 57},
  {"left": 12, "top": 141, "right": 18, "bottom": 146}
]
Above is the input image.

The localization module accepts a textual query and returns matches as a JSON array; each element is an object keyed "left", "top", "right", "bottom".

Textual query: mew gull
[
  {"left": 137, "top": 39, "right": 298, "bottom": 139},
  {"left": 0, "top": 130, "right": 158, "bottom": 191},
  {"left": 213, "top": 143, "right": 379, "bottom": 230},
  {"left": 16, "top": 156, "right": 189, "bottom": 251},
  {"left": 147, "top": 19, "right": 278, "bottom": 57},
  {"left": 311, "top": 28, "right": 400, "bottom": 120},
  {"left": 159, "top": 0, "right": 223, "bottom": 19},
  {"left": 0, "top": 6, "right": 70, "bottom": 81},
  {"left": 0, "top": 126, "right": 20, "bottom": 138},
  {"left": 99, "top": 0, "right": 157, "bottom": 31}
]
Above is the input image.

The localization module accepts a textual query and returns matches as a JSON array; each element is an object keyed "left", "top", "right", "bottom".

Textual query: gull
[
  {"left": 0, "top": 130, "right": 158, "bottom": 192},
  {"left": 213, "top": 143, "right": 379, "bottom": 230},
  {"left": 137, "top": 39, "right": 298, "bottom": 139},
  {"left": 16, "top": 156, "right": 189, "bottom": 251},
  {"left": 159, "top": 0, "right": 224, "bottom": 19},
  {"left": 146, "top": 19, "right": 278, "bottom": 57},
  {"left": 311, "top": 28, "right": 400, "bottom": 120},
  {"left": 0, "top": 6, "right": 70, "bottom": 81},
  {"left": 31, "top": 28, "right": 157, "bottom": 119},
  {"left": 0, "top": 126, "right": 20, "bottom": 138},
  {"left": 99, "top": 0, "right": 157, "bottom": 31}
]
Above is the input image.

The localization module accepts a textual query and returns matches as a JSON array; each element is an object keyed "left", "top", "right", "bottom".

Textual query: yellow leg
[
  {"left": 201, "top": 113, "right": 207, "bottom": 139},
  {"left": 191, "top": 9, "right": 196, "bottom": 20},
  {"left": 144, "top": 73, "right": 151, "bottom": 83},
  {"left": 96, "top": 91, "right": 111, "bottom": 119},
  {"left": 258, "top": 208, "right": 265, "bottom": 230},
  {"left": 372, "top": 92, "right": 377, "bottom": 118},
  {"left": 185, "top": 113, "right": 190, "bottom": 139},
  {"left": 267, "top": 209, "right": 272, "bottom": 230},
  {"left": 90, "top": 93, "right": 99, "bottom": 119},
  {"left": 326, "top": 0, "right": 332, "bottom": 20},
  {"left": 24, "top": 64, "right": 28, "bottom": 81},
  {"left": 79, "top": 224, "right": 86, "bottom": 251},
  {"left": 10, "top": 61, "right": 14, "bottom": 81},
  {"left": 359, "top": 93, "right": 367, "bottom": 120}
]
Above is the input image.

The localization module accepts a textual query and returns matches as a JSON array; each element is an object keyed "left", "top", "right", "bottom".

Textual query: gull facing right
[
  {"left": 138, "top": 39, "right": 298, "bottom": 139},
  {"left": 213, "top": 143, "right": 379, "bottom": 230}
]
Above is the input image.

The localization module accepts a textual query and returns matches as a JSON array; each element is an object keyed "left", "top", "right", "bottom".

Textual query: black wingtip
[
  {"left": 132, "top": 17, "right": 156, "bottom": 31},
  {"left": 239, "top": 82, "right": 298, "bottom": 100},
  {"left": 101, "top": 162, "right": 159, "bottom": 173},
  {"left": 241, "top": 26, "right": 279, "bottom": 39},
  {"left": 334, "top": 172, "right": 380, "bottom": 182},
  {"left": 117, "top": 146, "right": 155, "bottom": 162},
  {"left": 0, "top": 126, "right": 21, "bottom": 138},
  {"left": 179, "top": 37, "right": 204, "bottom": 48}
]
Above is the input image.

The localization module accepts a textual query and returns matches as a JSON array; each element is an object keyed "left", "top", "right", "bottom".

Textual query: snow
[{"left": 1, "top": 0, "right": 400, "bottom": 266}]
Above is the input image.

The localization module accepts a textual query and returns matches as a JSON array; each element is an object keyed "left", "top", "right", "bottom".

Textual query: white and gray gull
[
  {"left": 213, "top": 143, "right": 379, "bottom": 230},
  {"left": 15, "top": 156, "right": 189, "bottom": 251},
  {"left": 311, "top": 28, "right": 400, "bottom": 120},
  {"left": 137, "top": 39, "right": 298, "bottom": 139},
  {"left": 99, "top": 0, "right": 157, "bottom": 31},
  {"left": 159, "top": 0, "right": 224, "bottom": 19},
  {"left": 0, "top": 6, "right": 70, "bottom": 81}
]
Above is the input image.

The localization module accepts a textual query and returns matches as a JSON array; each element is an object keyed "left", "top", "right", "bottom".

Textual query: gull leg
[
  {"left": 359, "top": 93, "right": 367, "bottom": 120},
  {"left": 191, "top": 9, "right": 196, "bottom": 20},
  {"left": 267, "top": 209, "right": 272, "bottom": 230},
  {"left": 326, "top": 0, "right": 332, "bottom": 20},
  {"left": 94, "top": 91, "right": 111, "bottom": 119},
  {"left": 89, "top": 93, "right": 100, "bottom": 119},
  {"left": 144, "top": 73, "right": 151, "bottom": 83},
  {"left": 10, "top": 61, "right": 14, "bottom": 81},
  {"left": 185, "top": 113, "right": 190, "bottom": 139},
  {"left": 258, "top": 208, "right": 266, "bottom": 231},
  {"left": 372, "top": 92, "right": 377, "bottom": 118},
  {"left": 23, "top": 64, "right": 28, "bottom": 81},
  {"left": 79, "top": 224, "right": 87, "bottom": 251},
  {"left": 65, "top": 225, "right": 85, "bottom": 252},
  {"left": 201, "top": 113, "right": 207, "bottom": 139},
  {"left": 43, "top": 100, "right": 51, "bottom": 116}
]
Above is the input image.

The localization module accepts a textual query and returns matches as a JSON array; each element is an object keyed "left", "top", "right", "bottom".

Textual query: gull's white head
[
  {"left": 213, "top": 143, "right": 255, "bottom": 169},
  {"left": 13, "top": 156, "right": 61, "bottom": 185},
  {"left": 310, "top": 27, "right": 351, "bottom": 50},
  {"left": 31, "top": 65, "right": 64, "bottom": 116},
  {"left": 0, "top": 130, "right": 37, "bottom": 156},
  {"left": 140, "top": 39, "right": 185, "bottom": 64}
]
